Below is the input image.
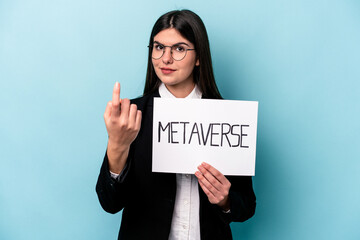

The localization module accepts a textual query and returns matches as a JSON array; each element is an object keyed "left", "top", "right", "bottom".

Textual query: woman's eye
[
  {"left": 175, "top": 46, "right": 185, "bottom": 52},
  {"left": 154, "top": 44, "right": 164, "bottom": 50}
]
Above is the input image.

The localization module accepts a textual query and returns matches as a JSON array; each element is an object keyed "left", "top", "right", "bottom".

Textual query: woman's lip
[{"left": 161, "top": 68, "right": 176, "bottom": 74}]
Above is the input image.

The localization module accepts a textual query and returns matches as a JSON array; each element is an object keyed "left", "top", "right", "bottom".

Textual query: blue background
[{"left": 1, "top": 0, "right": 359, "bottom": 239}]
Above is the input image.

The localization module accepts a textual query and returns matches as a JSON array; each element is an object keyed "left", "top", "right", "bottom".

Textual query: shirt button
[
  {"left": 185, "top": 174, "right": 189, "bottom": 177},
  {"left": 184, "top": 200, "right": 189, "bottom": 205},
  {"left": 183, "top": 224, "right": 188, "bottom": 229}
]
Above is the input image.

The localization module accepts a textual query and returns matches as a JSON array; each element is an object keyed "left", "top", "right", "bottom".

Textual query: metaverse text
[{"left": 158, "top": 121, "right": 249, "bottom": 148}]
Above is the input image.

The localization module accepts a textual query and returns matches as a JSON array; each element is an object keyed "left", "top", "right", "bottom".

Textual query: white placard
[{"left": 152, "top": 98, "right": 258, "bottom": 176}]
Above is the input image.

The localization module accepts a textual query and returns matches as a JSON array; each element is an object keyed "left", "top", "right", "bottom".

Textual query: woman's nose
[{"left": 162, "top": 47, "right": 173, "bottom": 64}]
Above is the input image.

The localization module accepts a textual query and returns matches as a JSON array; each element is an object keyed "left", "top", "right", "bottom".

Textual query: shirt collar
[{"left": 158, "top": 82, "right": 202, "bottom": 99}]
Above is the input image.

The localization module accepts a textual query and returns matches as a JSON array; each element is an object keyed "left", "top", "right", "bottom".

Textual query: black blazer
[{"left": 96, "top": 90, "right": 256, "bottom": 240}]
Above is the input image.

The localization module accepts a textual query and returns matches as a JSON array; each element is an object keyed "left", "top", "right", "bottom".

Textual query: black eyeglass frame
[{"left": 148, "top": 44, "right": 195, "bottom": 61}]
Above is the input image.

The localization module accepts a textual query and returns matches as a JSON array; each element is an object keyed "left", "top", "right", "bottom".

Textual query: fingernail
[{"left": 201, "top": 162, "right": 207, "bottom": 167}]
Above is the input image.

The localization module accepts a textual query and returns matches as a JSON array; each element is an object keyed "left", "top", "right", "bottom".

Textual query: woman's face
[{"left": 152, "top": 28, "right": 199, "bottom": 96}]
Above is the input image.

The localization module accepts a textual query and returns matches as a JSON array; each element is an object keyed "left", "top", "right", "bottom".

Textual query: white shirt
[{"left": 158, "top": 83, "right": 202, "bottom": 240}]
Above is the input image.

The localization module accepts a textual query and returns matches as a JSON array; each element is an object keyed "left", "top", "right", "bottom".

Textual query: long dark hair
[{"left": 143, "top": 10, "right": 222, "bottom": 99}]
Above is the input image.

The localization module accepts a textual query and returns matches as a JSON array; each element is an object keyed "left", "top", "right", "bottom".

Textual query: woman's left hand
[{"left": 195, "top": 162, "right": 231, "bottom": 211}]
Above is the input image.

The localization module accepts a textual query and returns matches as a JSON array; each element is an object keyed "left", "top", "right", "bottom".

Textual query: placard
[{"left": 152, "top": 98, "right": 258, "bottom": 176}]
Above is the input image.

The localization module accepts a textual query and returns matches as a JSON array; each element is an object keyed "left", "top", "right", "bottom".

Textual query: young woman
[{"left": 96, "top": 10, "right": 256, "bottom": 240}]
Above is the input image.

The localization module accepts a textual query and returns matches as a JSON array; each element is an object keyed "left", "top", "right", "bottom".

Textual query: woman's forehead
[{"left": 153, "top": 28, "right": 192, "bottom": 46}]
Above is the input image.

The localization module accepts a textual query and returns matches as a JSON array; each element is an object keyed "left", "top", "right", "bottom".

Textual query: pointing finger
[{"left": 112, "top": 82, "right": 121, "bottom": 117}]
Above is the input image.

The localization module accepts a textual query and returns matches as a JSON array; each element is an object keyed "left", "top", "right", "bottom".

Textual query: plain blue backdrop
[{"left": 1, "top": 0, "right": 359, "bottom": 239}]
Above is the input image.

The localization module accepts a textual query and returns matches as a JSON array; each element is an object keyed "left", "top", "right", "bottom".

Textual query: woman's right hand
[{"left": 104, "top": 82, "right": 142, "bottom": 174}]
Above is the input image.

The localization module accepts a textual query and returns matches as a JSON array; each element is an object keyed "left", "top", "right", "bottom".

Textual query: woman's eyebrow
[{"left": 153, "top": 41, "right": 190, "bottom": 47}]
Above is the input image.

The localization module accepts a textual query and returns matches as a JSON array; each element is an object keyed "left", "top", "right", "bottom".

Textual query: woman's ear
[{"left": 195, "top": 58, "right": 200, "bottom": 66}]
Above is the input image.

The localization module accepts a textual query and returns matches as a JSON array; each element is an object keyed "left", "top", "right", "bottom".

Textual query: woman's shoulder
[{"left": 130, "top": 90, "right": 160, "bottom": 111}]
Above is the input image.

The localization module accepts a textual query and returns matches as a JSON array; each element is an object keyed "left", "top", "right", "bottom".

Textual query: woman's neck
[{"left": 164, "top": 82, "right": 195, "bottom": 98}]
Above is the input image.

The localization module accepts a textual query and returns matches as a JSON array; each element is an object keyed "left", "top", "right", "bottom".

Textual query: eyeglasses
[{"left": 149, "top": 42, "right": 195, "bottom": 61}]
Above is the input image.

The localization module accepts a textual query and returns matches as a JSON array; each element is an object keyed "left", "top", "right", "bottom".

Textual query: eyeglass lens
[{"left": 152, "top": 44, "right": 190, "bottom": 61}]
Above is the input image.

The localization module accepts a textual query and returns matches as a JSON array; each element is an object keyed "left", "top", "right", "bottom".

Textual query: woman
[{"left": 96, "top": 10, "right": 256, "bottom": 240}]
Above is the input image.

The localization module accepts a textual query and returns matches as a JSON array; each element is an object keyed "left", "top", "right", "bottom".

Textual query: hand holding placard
[{"left": 195, "top": 162, "right": 231, "bottom": 211}]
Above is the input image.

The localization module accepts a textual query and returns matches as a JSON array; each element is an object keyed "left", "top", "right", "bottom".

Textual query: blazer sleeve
[
  {"left": 95, "top": 151, "right": 133, "bottom": 214},
  {"left": 216, "top": 176, "right": 256, "bottom": 223},
  {"left": 95, "top": 94, "right": 151, "bottom": 214}
]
